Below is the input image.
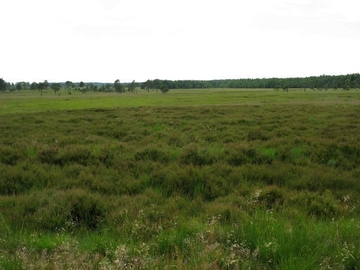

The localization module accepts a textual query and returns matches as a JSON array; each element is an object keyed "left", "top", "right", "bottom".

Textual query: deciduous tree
[
  {"left": 30, "top": 82, "right": 38, "bottom": 90},
  {"left": 160, "top": 84, "right": 169, "bottom": 94},
  {"left": 114, "top": 79, "right": 124, "bottom": 94},
  {"left": 65, "top": 81, "right": 73, "bottom": 94},
  {"left": 51, "top": 83, "right": 62, "bottom": 95},
  {"left": 38, "top": 81, "right": 46, "bottom": 96},
  {"left": 128, "top": 80, "right": 137, "bottom": 94},
  {"left": 144, "top": 79, "right": 152, "bottom": 92}
]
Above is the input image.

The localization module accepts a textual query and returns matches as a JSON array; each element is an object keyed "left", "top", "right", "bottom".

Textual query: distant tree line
[
  {"left": 0, "top": 78, "right": 172, "bottom": 95},
  {"left": 1, "top": 74, "right": 359, "bottom": 94},
  {"left": 0, "top": 79, "right": 130, "bottom": 94},
  {"left": 141, "top": 74, "right": 360, "bottom": 91}
]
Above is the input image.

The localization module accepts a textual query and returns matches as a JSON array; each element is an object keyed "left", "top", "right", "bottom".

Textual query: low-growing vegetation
[{"left": 0, "top": 89, "right": 360, "bottom": 269}]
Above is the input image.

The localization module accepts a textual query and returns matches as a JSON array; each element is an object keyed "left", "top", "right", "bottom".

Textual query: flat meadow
[{"left": 0, "top": 88, "right": 360, "bottom": 269}]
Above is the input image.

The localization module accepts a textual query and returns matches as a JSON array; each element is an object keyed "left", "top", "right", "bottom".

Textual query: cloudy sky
[{"left": 1, "top": 0, "right": 360, "bottom": 83}]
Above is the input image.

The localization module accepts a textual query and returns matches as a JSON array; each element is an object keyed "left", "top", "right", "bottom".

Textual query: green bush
[
  {"left": 258, "top": 186, "right": 285, "bottom": 209},
  {"left": 67, "top": 190, "right": 106, "bottom": 230},
  {"left": 134, "top": 147, "right": 171, "bottom": 163},
  {"left": 178, "top": 145, "right": 212, "bottom": 166},
  {"left": 0, "top": 145, "right": 24, "bottom": 165},
  {"left": 291, "top": 191, "right": 339, "bottom": 219},
  {"left": 9, "top": 190, "right": 108, "bottom": 232},
  {"left": 247, "top": 128, "right": 269, "bottom": 141},
  {"left": 37, "top": 146, "right": 59, "bottom": 164},
  {"left": 0, "top": 166, "right": 35, "bottom": 195},
  {"left": 225, "top": 144, "right": 251, "bottom": 166}
]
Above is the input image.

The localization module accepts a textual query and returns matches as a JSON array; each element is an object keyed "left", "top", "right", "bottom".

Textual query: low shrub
[
  {"left": 134, "top": 146, "right": 171, "bottom": 163},
  {"left": 0, "top": 145, "right": 24, "bottom": 165},
  {"left": 178, "top": 145, "right": 213, "bottom": 166},
  {"left": 258, "top": 186, "right": 285, "bottom": 209},
  {"left": 291, "top": 191, "right": 339, "bottom": 219}
]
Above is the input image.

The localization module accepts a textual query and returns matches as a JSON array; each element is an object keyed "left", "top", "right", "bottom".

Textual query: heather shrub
[
  {"left": 134, "top": 146, "right": 171, "bottom": 163},
  {"left": 25, "top": 189, "right": 107, "bottom": 231},
  {"left": 241, "top": 163, "right": 289, "bottom": 186},
  {"left": 178, "top": 145, "right": 213, "bottom": 166},
  {"left": 0, "top": 165, "right": 36, "bottom": 195},
  {"left": 258, "top": 185, "right": 285, "bottom": 209},
  {"left": 290, "top": 191, "right": 339, "bottom": 219},
  {"left": 247, "top": 128, "right": 269, "bottom": 141},
  {"left": 225, "top": 144, "right": 251, "bottom": 166},
  {"left": 37, "top": 146, "right": 59, "bottom": 164},
  {"left": 0, "top": 145, "right": 23, "bottom": 165}
]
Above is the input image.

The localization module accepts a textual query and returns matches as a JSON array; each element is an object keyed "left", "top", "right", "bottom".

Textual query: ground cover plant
[{"left": 0, "top": 89, "right": 360, "bottom": 269}]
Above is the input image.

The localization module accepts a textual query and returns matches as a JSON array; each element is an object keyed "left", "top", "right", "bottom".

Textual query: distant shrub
[
  {"left": 147, "top": 165, "right": 228, "bottom": 201},
  {"left": 0, "top": 145, "right": 24, "bottom": 165},
  {"left": 247, "top": 128, "right": 269, "bottom": 141},
  {"left": 289, "top": 167, "right": 357, "bottom": 194},
  {"left": 167, "top": 135, "right": 184, "bottom": 147},
  {"left": 226, "top": 145, "right": 278, "bottom": 166},
  {"left": 37, "top": 146, "right": 59, "bottom": 164},
  {"left": 57, "top": 146, "right": 93, "bottom": 166},
  {"left": 225, "top": 144, "right": 251, "bottom": 166},
  {"left": 178, "top": 145, "right": 212, "bottom": 166},
  {"left": 134, "top": 147, "right": 170, "bottom": 163},
  {"left": 0, "top": 166, "right": 34, "bottom": 195},
  {"left": 241, "top": 163, "right": 288, "bottom": 186}
]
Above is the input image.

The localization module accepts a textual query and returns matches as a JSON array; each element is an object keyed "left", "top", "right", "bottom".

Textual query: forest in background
[
  {"left": 143, "top": 73, "right": 360, "bottom": 91},
  {"left": 1, "top": 73, "right": 360, "bottom": 93}
]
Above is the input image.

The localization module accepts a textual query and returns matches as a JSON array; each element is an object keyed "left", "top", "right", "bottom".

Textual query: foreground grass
[{"left": 1, "top": 89, "right": 360, "bottom": 269}]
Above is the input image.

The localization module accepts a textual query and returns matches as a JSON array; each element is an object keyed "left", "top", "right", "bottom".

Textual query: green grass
[
  {"left": 0, "top": 88, "right": 360, "bottom": 268},
  {"left": 1, "top": 88, "right": 359, "bottom": 116}
]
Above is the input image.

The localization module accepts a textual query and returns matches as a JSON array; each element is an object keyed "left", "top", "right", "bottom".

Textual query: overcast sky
[{"left": 1, "top": 0, "right": 360, "bottom": 83}]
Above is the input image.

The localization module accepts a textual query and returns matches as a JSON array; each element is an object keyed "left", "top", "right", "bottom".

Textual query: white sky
[{"left": 1, "top": 0, "right": 360, "bottom": 83}]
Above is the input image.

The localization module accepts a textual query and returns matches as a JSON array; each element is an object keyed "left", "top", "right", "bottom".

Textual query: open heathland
[{"left": 1, "top": 89, "right": 360, "bottom": 269}]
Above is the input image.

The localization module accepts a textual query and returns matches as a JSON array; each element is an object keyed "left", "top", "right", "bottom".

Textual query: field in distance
[
  {"left": 0, "top": 88, "right": 359, "bottom": 115},
  {"left": 0, "top": 88, "right": 360, "bottom": 269}
]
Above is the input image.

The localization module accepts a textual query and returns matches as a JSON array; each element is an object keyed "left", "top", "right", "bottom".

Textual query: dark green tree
[
  {"left": 343, "top": 78, "right": 351, "bottom": 90},
  {"left": 144, "top": 79, "right": 152, "bottom": 92},
  {"left": 65, "top": 81, "right": 73, "bottom": 94},
  {"left": 51, "top": 83, "right": 62, "bottom": 95},
  {"left": 160, "top": 84, "right": 169, "bottom": 94},
  {"left": 44, "top": 80, "right": 49, "bottom": 90},
  {"left": 105, "top": 83, "right": 112, "bottom": 92},
  {"left": 79, "top": 81, "right": 85, "bottom": 88},
  {"left": 7, "top": 83, "right": 15, "bottom": 91},
  {"left": 152, "top": 79, "right": 160, "bottom": 91},
  {"left": 114, "top": 79, "right": 124, "bottom": 94},
  {"left": 30, "top": 82, "right": 38, "bottom": 90},
  {"left": 16, "top": 82, "right": 23, "bottom": 91},
  {"left": 0, "top": 78, "right": 7, "bottom": 91},
  {"left": 38, "top": 81, "right": 46, "bottom": 96},
  {"left": 128, "top": 80, "right": 137, "bottom": 94}
]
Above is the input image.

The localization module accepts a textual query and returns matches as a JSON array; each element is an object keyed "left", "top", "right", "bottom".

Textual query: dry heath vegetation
[{"left": 0, "top": 89, "right": 360, "bottom": 269}]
